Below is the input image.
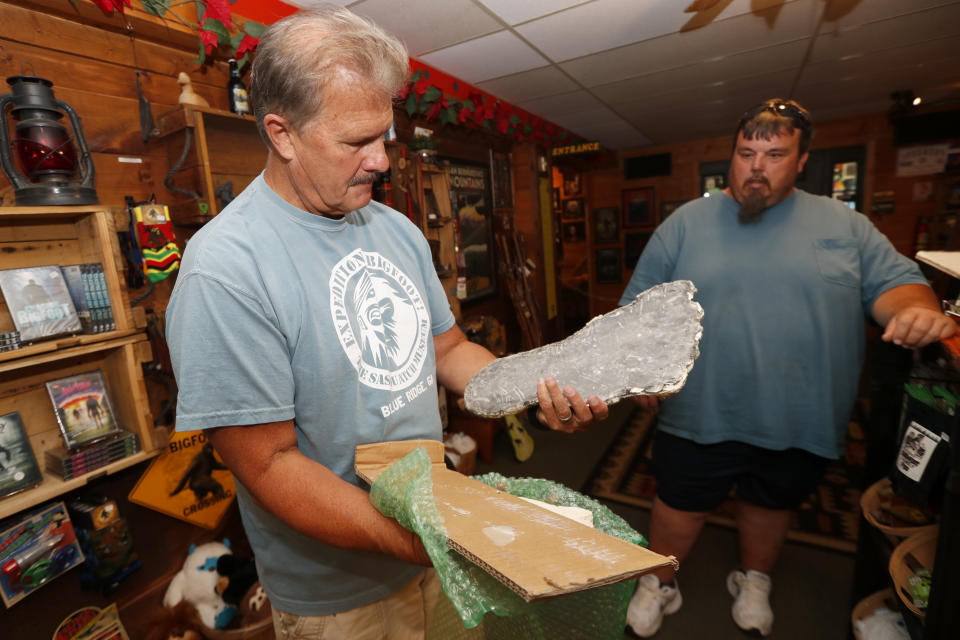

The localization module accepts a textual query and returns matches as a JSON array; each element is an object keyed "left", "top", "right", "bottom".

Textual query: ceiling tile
[
  {"left": 590, "top": 40, "right": 808, "bottom": 105},
  {"left": 475, "top": 66, "right": 580, "bottom": 104},
  {"left": 559, "top": 0, "right": 822, "bottom": 87},
  {"left": 517, "top": 90, "right": 606, "bottom": 121},
  {"left": 811, "top": 4, "right": 960, "bottom": 63},
  {"left": 476, "top": 0, "right": 590, "bottom": 26},
  {"left": 612, "top": 70, "right": 795, "bottom": 122},
  {"left": 515, "top": 0, "right": 694, "bottom": 62},
  {"left": 575, "top": 122, "right": 652, "bottom": 150},
  {"left": 349, "top": 0, "right": 503, "bottom": 55},
  {"left": 418, "top": 30, "right": 549, "bottom": 83},
  {"left": 805, "top": 35, "right": 960, "bottom": 83},
  {"left": 819, "top": 0, "right": 960, "bottom": 30}
]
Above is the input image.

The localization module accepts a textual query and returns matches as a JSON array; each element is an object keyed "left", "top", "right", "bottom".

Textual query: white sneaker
[
  {"left": 626, "top": 574, "right": 682, "bottom": 637},
  {"left": 726, "top": 569, "right": 774, "bottom": 636}
]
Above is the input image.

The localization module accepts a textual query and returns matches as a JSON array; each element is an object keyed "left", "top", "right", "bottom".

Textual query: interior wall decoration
[
  {"left": 625, "top": 231, "right": 653, "bottom": 268},
  {"left": 660, "top": 200, "right": 685, "bottom": 222},
  {"left": 700, "top": 173, "right": 727, "bottom": 196},
  {"left": 592, "top": 207, "right": 620, "bottom": 244},
  {"left": 622, "top": 188, "right": 655, "bottom": 228},
  {"left": 562, "top": 171, "right": 582, "bottom": 198},
  {"left": 563, "top": 221, "right": 586, "bottom": 244},
  {"left": 563, "top": 197, "right": 584, "bottom": 220},
  {"left": 490, "top": 150, "right": 513, "bottom": 209},
  {"left": 80, "top": 0, "right": 267, "bottom": 67},
  {"left": 448, "top": 160, "right": 495, "bottom": 302},
  {"left": 595, "top": 248, "right": 622, "bottom": 284},
  {"left": 400, "top": 64, "right": 582, "bottom": 149}
]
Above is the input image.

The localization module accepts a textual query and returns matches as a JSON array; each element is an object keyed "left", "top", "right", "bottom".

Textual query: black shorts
[{"left": 652, "top": 430, "right": 831, "bottom": 512}]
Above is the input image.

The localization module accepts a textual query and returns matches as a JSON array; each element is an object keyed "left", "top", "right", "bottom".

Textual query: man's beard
[{"left": 738, "top": 175, "right": 770, "bottom": 224}]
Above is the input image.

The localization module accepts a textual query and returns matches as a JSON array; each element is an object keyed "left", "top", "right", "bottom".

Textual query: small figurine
[{"left": 177, "top": 73, "right": 209, "bottom": 108}]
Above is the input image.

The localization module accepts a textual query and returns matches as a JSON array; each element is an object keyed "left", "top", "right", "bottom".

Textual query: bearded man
[{"left": 621, "top": 98, "right": 955, "bottom": 637}]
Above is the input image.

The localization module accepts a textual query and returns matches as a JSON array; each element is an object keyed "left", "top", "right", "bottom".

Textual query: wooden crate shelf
[{"left": 0, "top": 206, "right": 158, "bottom": 521}]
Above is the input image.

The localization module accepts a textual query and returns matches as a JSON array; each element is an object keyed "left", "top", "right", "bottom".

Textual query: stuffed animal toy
[
  {"left": 163, "top": 540, "right": 237, "bottom": 630},
  {"left": 238, "top": 582, "right": 272, "bottom": 626}
]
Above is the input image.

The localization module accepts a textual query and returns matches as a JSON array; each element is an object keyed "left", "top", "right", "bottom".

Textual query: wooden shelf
[
  {"left": 155, "top": 104, "right": 266, "bottom": 226},
  {"left": 0, "top": 206, "right": 157, "bottom": 522},
  {"left": 0, "top": 450, "right": 158, "bottom": 521},
  {"left": 0, "top": 328, "right": 142, "bottom": 366}
]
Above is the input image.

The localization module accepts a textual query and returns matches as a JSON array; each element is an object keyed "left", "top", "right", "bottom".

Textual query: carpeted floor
[{"left": 584, "top": 409, "right": 865, "bottom": 553}]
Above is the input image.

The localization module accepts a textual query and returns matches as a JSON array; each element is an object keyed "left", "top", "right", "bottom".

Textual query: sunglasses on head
[{"left": 740, "top": 101, "right": 811, "bottom": 130}]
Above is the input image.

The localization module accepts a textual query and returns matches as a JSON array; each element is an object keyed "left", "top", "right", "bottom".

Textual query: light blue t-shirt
[
  {"left": 166, "top": 174, "right": 455, "bottom": 615},
  {"left": 620, "top": 189, "right": 927, "bottom": 459}
]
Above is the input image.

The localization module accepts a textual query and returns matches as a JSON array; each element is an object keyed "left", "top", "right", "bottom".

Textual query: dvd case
[
  {"left": 0, "top": 412, "right": 42, "bottom": 500},
  {"left": 0, "top": 265, "right": 82, "bottom": 342},
  {"left": 45, "top": 371, "right": 122, "bottom": 450}
]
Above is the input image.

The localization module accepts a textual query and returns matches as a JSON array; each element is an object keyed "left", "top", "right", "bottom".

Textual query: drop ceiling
[{"left": 287, "top": 0, "right": 960, "bottom": 150}]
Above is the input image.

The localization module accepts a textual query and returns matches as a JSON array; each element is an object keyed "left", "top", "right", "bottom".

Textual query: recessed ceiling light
[{"left": 912, "top": 96, "right": 922, "bottom": 106}]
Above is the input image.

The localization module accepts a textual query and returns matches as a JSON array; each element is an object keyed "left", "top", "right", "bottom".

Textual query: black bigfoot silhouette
[{"left": 169, "top": 442, "right": 229, "bottom": 502}]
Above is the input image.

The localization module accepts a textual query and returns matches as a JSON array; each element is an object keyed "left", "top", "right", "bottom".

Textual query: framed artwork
[
  {"left": 622, "top": 187, "right": 655, "bottom": 228},
  {"left": 701, "top": 173, "right": 727, "bottom": 195},
  {"left": 595, "top": 249, "right": 622, "bottom": 284},
  {"left": 489, "top": 150, "right": 513, "bottom": 209},
  {"left": 625, "top": 231, "right": 653, "bottom": 267},
  {"left": 562, "top": 172, "right": 582, "bottom": 198},
  {"left": 562, "top": 221, "right": 586, "bottom": 243},
  {"left": 660, "top": 200, "right": 685, "bottom": 222},
  {"left": 592, "top": 207, "right": 620, "bottom": 244},
  {"left": 448, "top": 160, "right": 495, "bottom": 302},
  {"left": 563, "top": 197, "right": 584, "bottom": 219}
]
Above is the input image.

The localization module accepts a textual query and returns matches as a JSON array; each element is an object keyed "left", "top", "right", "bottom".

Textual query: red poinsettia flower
[
  {"left": 235, "top": 33, "right": 259, "bottom": 58},
  {"left": 90, "top": 0, "right": 130, "bottom": 15},
  {"left": 199, "top": 28, "right": 219, "bottom": 55},
  {"left": 202, "top": 0, "right": 234, "bottom": 29}
]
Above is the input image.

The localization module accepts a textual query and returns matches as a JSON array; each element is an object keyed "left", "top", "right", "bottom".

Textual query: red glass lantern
[{"left": 0, "top": 74, "right": 98, "bottom": 206}]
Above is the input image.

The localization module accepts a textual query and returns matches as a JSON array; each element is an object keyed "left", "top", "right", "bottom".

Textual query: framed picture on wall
[
  {"left": 562, "top": 171, "right": 582, "bottom": 198},
  {"left": 592, "top": 207, "right": 620, "bottom": 243},
  {"left": 622, "top": 187, "right": 655, "bottom": 228},
  {"left": 563, "top": 221, "right": 586, "bottom": 243},
  {"left": 448, "top": 160, "right": 495, "bottom": 302},
  {"left": 701, "top": 173, "right": 727, "bottom": 195},
  {"left": 625, "top": 231, "right": 652, "bottom": 267},
  {"left": 489, "top": 150, "right": 513, "bottom": 209},
  {"left": 660, "top": 200, "right": 685, "bottom": 222},
  {"left": 563, "top": 197, "right": 584, "bottom": 219},
  {"left": 596, "top": 248, "right": 622, "bottom": 284}
]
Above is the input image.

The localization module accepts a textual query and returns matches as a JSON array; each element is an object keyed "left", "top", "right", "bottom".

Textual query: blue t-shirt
[
  {"left": 166, "top": 174, "right": 455, "bottom": 615},
  {"left": 620, "top": 190, "right": 927, "bottom": 459}
]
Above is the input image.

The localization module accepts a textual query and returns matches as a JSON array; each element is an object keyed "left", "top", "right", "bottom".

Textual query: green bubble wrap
[{"left": 370, "top": 446, "right": 647, "bottom": 639}]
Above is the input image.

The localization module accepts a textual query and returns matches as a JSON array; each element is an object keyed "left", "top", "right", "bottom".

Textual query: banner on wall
[{"left": 896, "top": 144, "right": 949, "bottom": 177}]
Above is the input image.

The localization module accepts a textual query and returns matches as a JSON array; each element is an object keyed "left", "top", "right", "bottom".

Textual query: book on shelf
[
  {"left": 0, "top": 265, "right": 82, "bottom": 342},
  {"left": 60, "top": 263, "right": 115, "bottom": 334},
  {"left": 0, "top": 412, "right": 42, "bottom": 500},
  {"left": 45, "top": 370, "right": 123, "bottom": 450},
  {"left": 45, "top": 431, "right": 139, "bottom": 480}
]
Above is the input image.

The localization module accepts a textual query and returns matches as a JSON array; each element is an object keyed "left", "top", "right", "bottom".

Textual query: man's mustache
[
  {"left": 744, "top": 173, "right": 769, "bottom": 187},
  {"left": 349, "top": 172, "right": 382, "bottom": 186}
]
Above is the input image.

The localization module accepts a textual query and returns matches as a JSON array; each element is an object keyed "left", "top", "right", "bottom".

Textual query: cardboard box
[{"left": 356, "top": 440, "right": 676, "bottom": 602}]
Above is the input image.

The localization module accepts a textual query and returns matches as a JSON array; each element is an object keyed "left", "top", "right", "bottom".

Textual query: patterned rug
[{"left": 584, "top": 409, "right": 865, "bottom": 553}]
